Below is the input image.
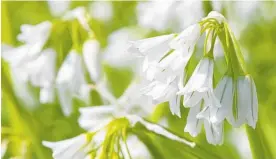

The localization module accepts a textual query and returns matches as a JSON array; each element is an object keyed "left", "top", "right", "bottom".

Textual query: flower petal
[
  {"left": 83, "top": 40, "right": 101, "bottom": 82},
  {"left": 184, "top": 101, "right": 203, "bottom": 137}
]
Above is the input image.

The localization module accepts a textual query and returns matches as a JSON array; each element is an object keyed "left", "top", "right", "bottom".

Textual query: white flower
[
  {"left": 56, "top": 51, "right": 90, "bottom": 116},
  {"left": 196, "top": 106, "right": 224, "bottom": 145},
  {"left": 141, "top": 79, "right": 181, "bottom": 117},
  {"left": 63, "top": 7, "right": 91, "bottom": 32},
  {"left": 128, "top": 34, "right": 174, "bottom": 59},
  {"left": 89, "top": 1, "right": 113, "bottom": 22},
  {"left": 26, "top": 48, "right": 56, "bottom": 104},
  {"left": 17, "top": 21, "right": 52, "bottom": 46},
  {"left": 1, "top": 44, "right": 36, "bottom": 108},
  {"left": 43, "top": 134, "right": 92, "bottom": 159},
  {"left": 128, "top": 34, "right": 176, "bottom": 80},
  {"left": 185, "top": 100, "right": 223, "bottom": 145},
  {"left": 178, "top": 57, "right": 221, "bottom": 108},
  {"left": 128, "top": 24, "right": 202, "bottom": 117},
  {"left": 2, "top": 22, "right": 54, "bottom": 104},
  {"left": 2, "top": 22, "right": 52, "bottom": 67},
  {"left": 26, "top": 49, "right": 56, "bottom": 88},
  {"left": 79, "top": 82, "right": 155, "bottom": 131},
  {"left": 211, "top": 75, "right": 258, "bottom": 128},
  {"left": 211, "top": 76, "right": 234, "bottom": 123},
  {"left": 83, "top": 39, "right": 101, "bottom": 82},
  {"left": 2, "top": 44, "right": 56, "bottom": 104},
  {"left": 226, "top": 75, "right": 258, "bottom": 128}
]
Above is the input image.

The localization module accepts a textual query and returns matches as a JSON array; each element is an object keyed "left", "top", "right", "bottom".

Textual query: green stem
[
  {"left": 2, "top": 64, "right": 50, "bottom": 159},
  {"left": 245, "top": 125, "right": 274, "bottom": 159}
]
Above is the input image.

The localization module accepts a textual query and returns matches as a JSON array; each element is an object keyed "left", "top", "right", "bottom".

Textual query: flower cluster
[
  {"left": 2, "top": 7, "right": 101, "bottom": 116},
  {"left": 43, "top": 81, "right": 194, "bottom": 159},
  {"left": 128, "top": 11, "right": 258, "bottom": 145}
]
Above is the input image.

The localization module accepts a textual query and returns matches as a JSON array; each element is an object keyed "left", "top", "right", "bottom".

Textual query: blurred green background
[{"left": 1, "top": 1, "right": 276, "bottom": 159}]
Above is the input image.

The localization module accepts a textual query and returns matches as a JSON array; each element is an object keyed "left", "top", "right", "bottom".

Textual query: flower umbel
[{"left": 129, "top": 11, "right": 258, "bottom": 145}]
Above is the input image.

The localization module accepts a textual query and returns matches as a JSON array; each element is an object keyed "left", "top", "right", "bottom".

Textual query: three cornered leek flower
[
  {"left": 43, "top": 84, "right": 142, "bottom": 158},
  {"left": 56, "top": 50, "right": 90, "bottom": 116},
  {"left": 128, "top": 11, "right": 258, "bottom": 145},
  {"left": 212, "top": 75, "right": 258, "bottom": 128},
  {"left": 128, "top": 23, "right": 201, "bottom": 117},
  {"left": 2, "top": 21, "right": 56, "bottom": 104},
  {"left": 44, "top": 80, "right": 195, "bottom": 158},
  {"left": 1, "top": 7, "right": 102, "bottom": 115},
  {"left": 56, "top": 39, "right": 101, "bottom": 116}
]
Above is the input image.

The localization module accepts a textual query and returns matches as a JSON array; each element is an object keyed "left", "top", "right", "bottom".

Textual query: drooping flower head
[{"left": 129, "top": 11, "right": 258, "bottom": 145}]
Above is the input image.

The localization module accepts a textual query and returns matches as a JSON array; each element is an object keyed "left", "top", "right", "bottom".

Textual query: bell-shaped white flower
[
  {"left": 196, "top": 106, "right": 224, "bottom": 145},
  {"left": 2, "top": 22, "right": 52, "bottom": 67},
  {"left": 211, "top": 76, "right": 234, "bottom": 123},
  {"left": 185, "top": 100, "right": 223, "bottom": 145},
  {"left": 227, "top": 75, "right": 258, "bottom": 128},
  {"left": 2, "top": 45, "right": 56, "bottom": 104},
  {"left": 43, "top": 134, "right": 92, "bottom": 159},
  {"left": 128, "top": 24, "right": 203, "bottom": 117},
  {"left": 178, "top": 57, "right": 221, "bottom": 108},
  {"left": 56, "top": 51, "right": 90, "bottom": 116},
  {"left": 83, "top": 39, "right": 101, "bottom": 82}
]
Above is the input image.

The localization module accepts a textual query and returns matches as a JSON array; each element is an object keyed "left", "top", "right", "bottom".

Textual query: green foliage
[{"left": 1, "top": 1, "right": 276, "bottom": 159}]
